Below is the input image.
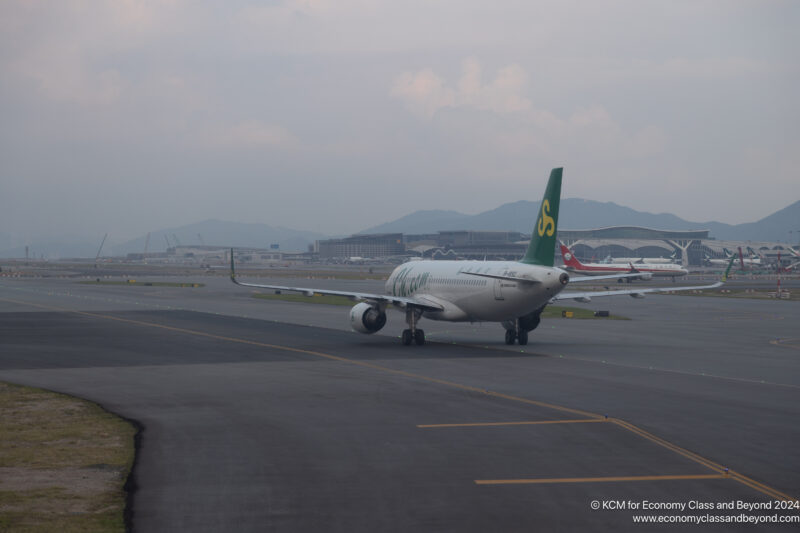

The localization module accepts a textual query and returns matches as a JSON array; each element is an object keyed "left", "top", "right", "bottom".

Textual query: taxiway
[{"left": 0, "top": 275, "right": 798, "bottom": 531}]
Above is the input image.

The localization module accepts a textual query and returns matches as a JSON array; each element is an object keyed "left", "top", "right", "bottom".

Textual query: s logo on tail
[{"left": 537, "top": 199, "right": 555, "bottom": 237}]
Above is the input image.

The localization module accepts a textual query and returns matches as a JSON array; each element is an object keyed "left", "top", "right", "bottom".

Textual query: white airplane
[
  {"left": 706, "top": 247, "right": 760, "bottom": 268},
  {"left": 601, "top": 253, "right": 676, "bottom": 264},
  {"left": 561, "top": 244, "right": 688, "bottom": 279},
  {"left": 231, "top": 168, "right": 731, "bottom": 346},
  {"left": 705, "top": 252, "right": 734, "bottom": 267},
  {"left": 743, "top": 247, "right": 763, "bottom": 266}
]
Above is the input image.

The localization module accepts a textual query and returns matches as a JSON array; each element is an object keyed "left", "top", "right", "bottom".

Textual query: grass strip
[
  {"left": 0, "top": 382, "right": 136, "bottom": 533},
  {"left": 78, "top": 280, "right": 204, "bottom": 287},
  {"left": 253, "top": 292, "right": 355, "bottom": 306},
  {"left": 543, "top": 306, "right": 629, "bottom": 320},
  {"left": 655, "top": 289, "right": 798, "bottom": 301}
]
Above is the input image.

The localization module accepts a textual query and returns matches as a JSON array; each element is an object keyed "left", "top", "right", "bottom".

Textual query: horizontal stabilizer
[{"left": 463, "top": 272, "right": 541, "bottom": 284}]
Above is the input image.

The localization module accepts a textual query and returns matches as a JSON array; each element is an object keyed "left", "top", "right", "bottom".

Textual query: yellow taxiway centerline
[
  {"left": 475, "top": 474, "right": 728, "bottom": 485},
  {"left": 418, "top": 419, "right": 605, "bottom": 428},
  {"left": 770, "top": 338, "right": 800, "bottom": 351}
]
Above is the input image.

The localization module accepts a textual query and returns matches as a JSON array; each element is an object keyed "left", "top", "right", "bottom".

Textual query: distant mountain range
[
  {"left": 2, "top": 200, "right": 797, "bottom": 259},
  {"left": 360, "top": 199, "right": 800, "bottom": 243}
]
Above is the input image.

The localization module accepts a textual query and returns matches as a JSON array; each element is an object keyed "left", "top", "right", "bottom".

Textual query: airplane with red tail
[{"left": 560, "top": 243, "right": 688, "bottom": 281}]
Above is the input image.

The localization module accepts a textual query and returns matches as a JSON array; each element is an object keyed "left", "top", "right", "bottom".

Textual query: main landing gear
[
  {"left": 401, "top": 307, "right": 425, "bottom": 346},
  {"left": 402, "top": 329, "right": 425, "bottom": 346},
  {"left": 504, "top": 316, "right": 536, "bottom": 345},
  {"left": 504, "top": 328, "right": 528, "bottom": 346}
]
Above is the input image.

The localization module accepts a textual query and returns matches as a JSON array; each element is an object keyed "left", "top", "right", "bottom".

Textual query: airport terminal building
[
  {"left": 317, "top": 227, "right": 796, "bottom": 268},
  {"left": 402, "top": 227, "right": 710, "bottom": 265},
  {"left": 316, "top": 233, "right": 405, "bottom": 259},
  {"left": 559, "top": 227, "right": 709, "bottom": 266}
]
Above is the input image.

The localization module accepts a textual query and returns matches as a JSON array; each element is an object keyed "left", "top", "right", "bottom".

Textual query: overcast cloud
[{"left": 1, "top": 1, "right": 798, "bottom": 247}]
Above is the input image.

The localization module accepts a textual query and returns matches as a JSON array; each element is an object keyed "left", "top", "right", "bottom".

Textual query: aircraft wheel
[
  {"left": 401, "top": 329, "right": 413, "bottom": 346},
  {"left": 518, "top": 330, "right": 528, "bottom": 345},
  {"left": 504, "top": 330, "right": 516, "bottom": 345},
  {"left": 414, "top": 329, "right": 425, "bottom": 346}
]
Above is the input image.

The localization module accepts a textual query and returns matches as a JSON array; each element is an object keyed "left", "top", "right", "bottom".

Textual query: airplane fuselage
[
  {"left": 563, "top": 262, "right": 687, "bottom": 277},
  {"left": 606, "top": 257, "right": 674, "bottom": 264},
  {"left": 384, "top": 260, "right": 568, "bottom": 322},
  {"left": 708, "top": 257, "right": 760, "bottom": 266}
]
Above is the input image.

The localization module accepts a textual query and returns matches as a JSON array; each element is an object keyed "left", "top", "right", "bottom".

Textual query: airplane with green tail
[{"left": 232, "top": 168, "right": 730, "bottom": 346}]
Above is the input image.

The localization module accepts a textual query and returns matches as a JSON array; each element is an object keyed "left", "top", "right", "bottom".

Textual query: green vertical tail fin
[
  {"left": 722, "top": 255, "right": 736, "bottom": 282},
  {"left": 519, "top": 168, "right": 562, "bottom": 266}
]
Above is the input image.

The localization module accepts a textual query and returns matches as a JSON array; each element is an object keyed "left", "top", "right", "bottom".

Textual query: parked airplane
[
  {"left": 772, "top": 251, "right": 800, "bottom": 273},
  {"left": 705, "top": 251, "right": 734, "bottom": 267},
  {"left": 231, "top": 168, "right": 729, "bottom": 346},
  {"left": 705, "top": 247, "right": 761, "bottom": 268},
  {"left": 739, "top": 246, "right": 763, "bottom": 266},
  {"left": 601, "top": 252, "right": 676, "bottom": 264},
  {"left": 784, "top": 247, "right": 800, "bottom": 271},
  {"left": 560, "top": 244, "right": 688, "bottom": 280}
]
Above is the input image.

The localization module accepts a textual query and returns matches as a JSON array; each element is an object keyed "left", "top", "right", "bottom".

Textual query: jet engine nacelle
[{"left": 349, "top": 302, "right": 387, "bottom": 334}]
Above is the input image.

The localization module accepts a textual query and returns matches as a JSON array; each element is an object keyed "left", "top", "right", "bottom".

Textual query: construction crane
[
  {"left": 143, "top": 232, "right": 150, "bottom": 263},
  {"left": 95, "top": 233, "right": 108, "bottom": 267}
]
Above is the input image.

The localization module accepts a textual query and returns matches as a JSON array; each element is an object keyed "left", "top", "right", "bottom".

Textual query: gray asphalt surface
[{"left": 1, "top": 274, "right": 798, "bottom": 531}]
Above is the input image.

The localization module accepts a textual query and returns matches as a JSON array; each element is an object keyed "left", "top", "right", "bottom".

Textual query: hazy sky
[{"left": 1, "top": 1, "right": 798, "bottom": 245}]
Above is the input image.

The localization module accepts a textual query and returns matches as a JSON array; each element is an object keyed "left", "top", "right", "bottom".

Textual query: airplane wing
[
  {"left": 229, "top": 251, "right": 443, "bottom": 312},
  {"left": 463, "top": 272, "right": 540, "bottom": 284},
  {"left": 553, "top": 281, "right": 723, "bottom": 303}
]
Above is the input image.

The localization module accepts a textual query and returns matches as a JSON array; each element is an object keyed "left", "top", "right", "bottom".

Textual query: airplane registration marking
[{"left": 0, "top": 295, "right": 796, "bottom": 503}]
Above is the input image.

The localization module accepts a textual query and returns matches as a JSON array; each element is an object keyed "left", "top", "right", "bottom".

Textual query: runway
[{"left": 1, "top": 276, "right": 798, "bottom": 531}]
